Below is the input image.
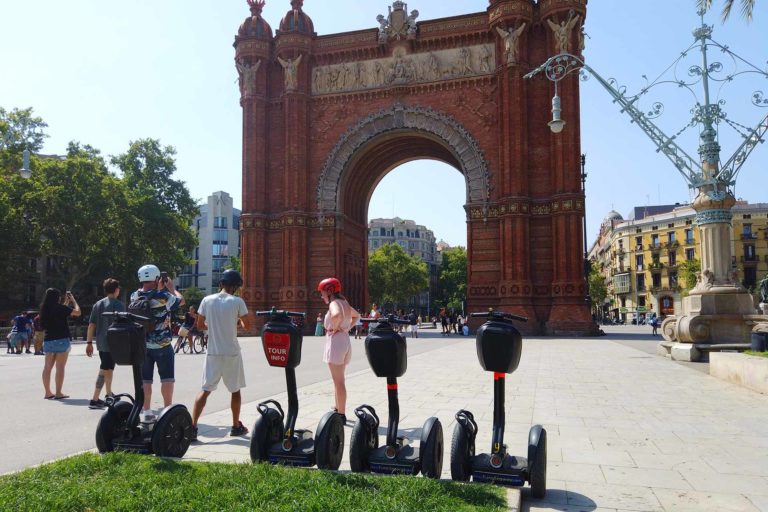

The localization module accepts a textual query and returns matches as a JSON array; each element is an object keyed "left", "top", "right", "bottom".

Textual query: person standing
[
  {"left": 8, "top": 311, "right": 31, "bottom": 354},
  {"left": 32, "top": 313, "right": 44, "bottom": 355},
  {"left": 319, "top": 278, "right": 359, "bottom": 424},
  {"left": 86, "top": 278, "right": 124, "bottom": 409},
  {"left": 40, "top": 288, "right": 80, "bottom": 399},
  {"left": 314, "top": 313, "right": 324, "bottom": 337},
  {"left": 408, "top": 309, "right": 419, "bottom": 338},
  {"left": 131, "top": 264, "right": 184, "bottom": 421},
  {"left": 190, "top": 270, "right": 249, "bottom": 440}
]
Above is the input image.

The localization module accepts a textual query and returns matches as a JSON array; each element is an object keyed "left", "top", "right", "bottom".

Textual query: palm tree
[{"left": 697, "top": 0, "right": 756, "bottom": 21}]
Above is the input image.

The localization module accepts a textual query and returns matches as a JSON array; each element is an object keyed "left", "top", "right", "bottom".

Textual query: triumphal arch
[{"left": 234, "top": 0, "right": 595, "bottom": 335}]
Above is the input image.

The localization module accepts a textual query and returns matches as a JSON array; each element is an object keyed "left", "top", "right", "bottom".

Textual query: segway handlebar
[
  {"left": 256, "top": 307, "right": 305, "bottom": 319},
  {"left": 360, "top": 315, "right": 410, "bottom": 325},
  {"left": 470, "top": 310, "right": 528, "bottom": 323},
  {"left": 102, "top": 311, "right": 150, "bottom": 322}
]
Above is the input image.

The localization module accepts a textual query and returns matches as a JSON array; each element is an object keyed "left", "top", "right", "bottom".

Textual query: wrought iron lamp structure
[
  {"left": 1, "top": 124, "right": 43, "bottom": 179},
  {"left": 525, "top": 10, "right": 768, "bottom": 351}
]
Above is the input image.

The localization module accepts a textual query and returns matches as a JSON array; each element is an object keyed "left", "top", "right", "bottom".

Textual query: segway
[
  {"left": 349, "top": 315, "right": 443, "bottom": 477},
  {"left": 95, "top": 312, "right": 194, "bottom": 457},
  {"left": 249, "top": 308, "right": 345, "bottom": 469},
  {"left": 450, "top": 310, "right": 547, "bottom": 498}
]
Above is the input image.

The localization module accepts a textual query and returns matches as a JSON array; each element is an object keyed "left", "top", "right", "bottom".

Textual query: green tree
[
  {"left": 698, "top": 0, "right": 756, "bottom": 21},
  {"left": 226, "top": 256, "right": 241, "bottom": 272},
  {"left": 368, "top": 243, "right": 429, "bottom": 308},
  {"left": 180, "top": 287, "right": 206, "bottom": 310},
  {"left": 587, "top": 261, "right": 608, "bottom": 316},
  {"left": 111, "top": 139, "right": 198, "bottom": 279},
  {"left": 0, "top": 107, "right": 48, "bottom": 153},
  {"left": 678, "top": 259, "right": 702, "bottom": 294},
  {"left": 437, "top": 247, "right": 467, "bottom": 311}
]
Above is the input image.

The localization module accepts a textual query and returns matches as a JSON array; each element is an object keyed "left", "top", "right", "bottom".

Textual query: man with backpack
[{"left": 131, "top": 264, "right": 184, "bottom": 422}]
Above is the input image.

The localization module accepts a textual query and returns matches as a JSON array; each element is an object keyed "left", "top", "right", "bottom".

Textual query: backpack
[{"left": 128, "top": 290, "right": 157, "bottom": 332}]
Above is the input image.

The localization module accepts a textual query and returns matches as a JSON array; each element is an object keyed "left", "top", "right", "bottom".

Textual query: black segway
[
  {"left": 450, "top": 310, "right": 546, "bottom": 497},
  {"left": 349, "top": 315, "right": 443, "bottom": 477},
  {"left": 95, "top": 312, "right": 194, "bottom": 457},
  {"left": 249, "top": 308, "right": 345, "bottom": 469}
]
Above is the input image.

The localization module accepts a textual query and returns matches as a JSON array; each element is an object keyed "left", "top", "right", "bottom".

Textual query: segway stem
[
  {"left": 386, "top": 377, "right": 399, "bottom": 447},
  {"left": 284, "top": 368, "right": 299, "bottom": 438},
  {"left": 127, "top": 364, "right": 144, "bottom": 434},
  {"left": 492, "top": 372, "right": 505, "bottom": 455}
]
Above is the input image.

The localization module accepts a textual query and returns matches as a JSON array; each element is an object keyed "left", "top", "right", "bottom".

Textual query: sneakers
[
  {"left": 89, "top": 399, "right": 107, "bottom": 409},
  {"left": 190, "top": 426, "right": 198, "bottom": 442},
  {"left": 230, "top": 421, "right": 249, "bottom": 437},
  {"left": 140, "top": 409, "right": 157, "bottom": 423}
]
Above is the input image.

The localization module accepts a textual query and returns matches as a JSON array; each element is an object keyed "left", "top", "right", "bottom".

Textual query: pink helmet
[{"left": 317, "top": 277, "right": 341, "bottom": 294}]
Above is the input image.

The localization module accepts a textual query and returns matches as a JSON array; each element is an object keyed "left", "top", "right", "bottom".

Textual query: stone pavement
[{"left": 186, "top": 327, "right": 768, "bottom": 512}]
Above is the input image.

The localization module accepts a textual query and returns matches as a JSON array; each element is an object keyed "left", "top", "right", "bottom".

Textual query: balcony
[
  {"left": 741, "top": 255, "right": 758, "bottom": 264},
  {"left": 648, "top": 243, "right": 662, "bottom": 251},
  {"left": 649, "top": 262, "right": 664, "bottom": 271},
  {"left": 665, "top": 240, "right": 680, "bottom": 249},
  {"left": 685, "top": 238, "right": 695, "bottom": 245},
  {"left": 740, "top": 233, "right": 758, "bottom": 241}
]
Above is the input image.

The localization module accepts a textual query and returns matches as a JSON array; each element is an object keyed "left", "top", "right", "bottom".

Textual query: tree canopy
[
  {"left": 368, "top": 243, "right": 429, "bottom": 308},
  {"left": 697, "top": 0, "right": 756, "bottom": 22},
  {"left": 0, "top": 108, "right": 199, "bottom": 310},
  {"left": 437, "top": 246, "right": 467, "bottom": 312}
]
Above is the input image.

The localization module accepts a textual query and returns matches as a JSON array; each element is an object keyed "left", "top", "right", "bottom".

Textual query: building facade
[
  {"left": 176, "top": 191, "right": 241, "bottom": 295},
  {"left": 368, "top": 217, "right": 440, "bottom": 312},
  {"left": 589, "top": 202, "right": 768, "bottom": 323}
]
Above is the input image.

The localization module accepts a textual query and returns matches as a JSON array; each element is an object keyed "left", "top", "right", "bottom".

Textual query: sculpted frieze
[{"left": 311, "top": 44, "right": 495, "bottom": 95}]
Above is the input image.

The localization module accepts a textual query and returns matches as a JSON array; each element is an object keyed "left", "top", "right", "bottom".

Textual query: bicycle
[{"left": 192, "top": 332, "right": 208, "bottom": 353}]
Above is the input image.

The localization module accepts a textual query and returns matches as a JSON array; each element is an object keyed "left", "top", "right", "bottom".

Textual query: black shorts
[{"left": 99, "top": 351, "right": 116, "bottom": 371}]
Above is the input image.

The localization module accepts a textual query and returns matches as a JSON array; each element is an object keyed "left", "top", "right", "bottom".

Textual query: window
[
  {"left": 743, "top": 224, "right": 754, "bottom": 239},
  {"left": 669, "top": 251, "right": 677, "bottom": 267},
  {"left": 614, "top": 273, "right": 630, "bottom": 294},
  {"left": 652, "top": 273, "right": 661, "bottom": 288},
  {"left": 638, "top": 296, "right": 646, "bottom": 307},
  {"left": 668, "top": 223, "right": 674, "bottom": 228},
  {"left": 212, "top": 259, "right": 226, "bottom": 271},
  {"left": 652, "top": 254, "right": 660, "bottom": 265},
  {"left": 667, "top": 232, "right": 676, "bottom": 243},
  {"left": 214, "top": 216, "right": 227, "bottom": 229},
  {"left": 745, "top": 245, "right": 756, "bottom": 261},
  {"left": 669, "top": 271, "right": 678, "bottom": 287},
  {"left": 635, "top": 254, "right": 644, "bottom": 271},
  {"left": 686, "top": 248, "right": 695, "bottom": 261},
  {"left": 380, "top": 227, "right": 385, "bottom": 236},
  {"left": 635, "top": 236, "right": 643, "bottom": 250},
  {"left": 232, "top": 216, "right": 240, "bottom": 230},
  {"left": 651, "top": 234, "right": 660, "bottom": 247},
  {"left": 685, "top": 229, "right": 694, "bottom": 244},
  {"left": 214, "top": 229, "right": 228, "bottom": 243},
  {"left": 212, "top": 244, "right": 229, "bottom": 256},
  {"left": 744, "top": 267, "right": 757, "bottom": 288},
  {"left": 398, "top": 240, "right": 407, "bottom": 249},
  {"left": 636, "top": 273, "right": 645, "bottom": 291},
  {"left": 373, "top": 241, "right": 379, "bottom": 248}
]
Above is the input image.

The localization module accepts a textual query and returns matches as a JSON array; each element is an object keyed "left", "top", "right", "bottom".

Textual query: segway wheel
[
  {"left": 315, "top": 412, "right": 345, "bottom": 470},
  {"left": 349, "top": 418, "right": 377, "bottom": 472},
  {"left": 528, "top": 426, "right": 547, "bottom": 499},
  {"left": 95, "top": 401, "right": 133, "bottom": 453},
  {"left": 250, "top": 409, "right": 283, "bottom": 463},
  {"left": 152, "top": 406, "right": 194, "bottom": 458},
  {"left": 420, "top": 417, "right": 444, "bottom": 479},
  {"left": 450, "top": 422, "right": 473, "bottom": 481}
]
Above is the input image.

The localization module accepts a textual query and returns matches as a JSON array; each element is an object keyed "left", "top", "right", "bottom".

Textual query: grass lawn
[
  {"left": 745, "top": 351, "right": 768, "bottom": 358},
  {"left": 0, "top": 453, "right": 507, "bottom": 511}
]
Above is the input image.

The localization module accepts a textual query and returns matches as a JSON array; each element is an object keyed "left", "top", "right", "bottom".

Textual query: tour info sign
[{"left": 263, "top": 332, "right": 291, "bottom": 367}]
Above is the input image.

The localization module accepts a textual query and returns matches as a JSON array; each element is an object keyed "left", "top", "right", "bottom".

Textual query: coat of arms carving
[{"left": 376, "top": 1, "right": 418, "bottom": 43}]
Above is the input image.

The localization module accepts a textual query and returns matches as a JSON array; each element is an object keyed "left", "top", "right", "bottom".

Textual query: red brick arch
[{"left": 235, "top": 0, "right": 595, "bottom": 334}]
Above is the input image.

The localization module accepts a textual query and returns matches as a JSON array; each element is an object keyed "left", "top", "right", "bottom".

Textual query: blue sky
[{"left": 1, "top": 1, "right": 766, "bottom": 247}]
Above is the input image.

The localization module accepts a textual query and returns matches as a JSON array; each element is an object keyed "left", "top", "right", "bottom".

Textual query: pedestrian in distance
[
  {"left": 40, "top": 288, "right": 81, "bottom": 399},
  {"left": 190, "top": 270, "right": 250, "bottom": 441},
  {"left": 319, "top": 277, "right": 360, "bottom": 425},
  {"left": 314, "top": 313, "right": 324, "bottom": 337},
  {"left": 354, "top": 311, "right": 363, "bottom": 339},
  {"left": 131, "top": 264, "right": 184, "bottom": 422},
  {"left": 8, "top": 311, "right": 31, "bottom": 354},
  {"left": 32, "top": 312, "right": 44, "bottom": 355},
  {"left": 174, "top": 305, "right": 197, "bottom": 354},
  {"left": 86, "top": 278, "right": 125, "bottom": 409},
  {"left": 408, "top": 309, "right": 419, "bottom": 338}
]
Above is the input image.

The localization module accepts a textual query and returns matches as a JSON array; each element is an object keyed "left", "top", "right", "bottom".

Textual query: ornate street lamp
[{"left": 525, "top": 10, "right": 768, "bottom": 358}]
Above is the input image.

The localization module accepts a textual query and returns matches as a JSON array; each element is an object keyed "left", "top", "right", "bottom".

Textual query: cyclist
[{"left": 174, "top": 305, "right": 197, "bottom": 354}]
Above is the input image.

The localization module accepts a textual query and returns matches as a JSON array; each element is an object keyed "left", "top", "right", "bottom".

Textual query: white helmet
[{"left": 137, "top": 264, "right": 160, "bottom": 283}]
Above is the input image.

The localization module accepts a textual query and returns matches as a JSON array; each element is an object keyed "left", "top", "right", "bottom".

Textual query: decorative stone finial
[{"left": 247, "top": 0, "right": 265, "bottom": 16}]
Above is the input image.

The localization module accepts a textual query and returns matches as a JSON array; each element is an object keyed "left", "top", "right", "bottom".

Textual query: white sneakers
[{"left": 140, "top": 409, "right": 157, "bottom": 423}]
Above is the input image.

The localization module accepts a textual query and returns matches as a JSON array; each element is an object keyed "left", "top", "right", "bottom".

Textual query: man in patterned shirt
[{"left": 132, "top": 264, "right": 184, "bottom": 421}]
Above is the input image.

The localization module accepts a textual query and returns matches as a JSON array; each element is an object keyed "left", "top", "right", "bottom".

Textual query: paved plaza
[{"left": 185, "top": 326, "right": 768, "bottom": 512}]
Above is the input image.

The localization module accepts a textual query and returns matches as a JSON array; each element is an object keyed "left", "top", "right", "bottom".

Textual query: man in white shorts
[
  {"left": 408, "top": 309, "right": 419, "bottom": 338},
  {"left": 190, "top": 270, "right": 250, "bottom": 441}
]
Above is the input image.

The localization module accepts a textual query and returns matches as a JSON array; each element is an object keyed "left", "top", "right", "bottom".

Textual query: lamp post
[
  {"left": 581, "top": 154, "right": 590, "bottom": 313},
  {"left": 525, "top": 10, "right": 768, "bottom": 356}
]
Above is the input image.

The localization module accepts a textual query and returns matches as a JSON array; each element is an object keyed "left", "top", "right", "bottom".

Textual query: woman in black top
[{"left": 39, "top": 288, "right": 81, "bottom": 399}]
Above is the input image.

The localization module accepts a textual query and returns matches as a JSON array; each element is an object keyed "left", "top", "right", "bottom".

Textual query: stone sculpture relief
[
  {"left": 547, "top": 15, "right": 580, "bottom": 54},
  {"left": 278, "top": 54, "right": 302, "bottom": 91},
  {"left": 311, "top": 44, "right": 494, "bottom": 95},
  {"left": 236, "top": 59, "right": 261, "bottom": 96},
  {"left": 495, "top": 22, "right": 526, "bottom": 65}
]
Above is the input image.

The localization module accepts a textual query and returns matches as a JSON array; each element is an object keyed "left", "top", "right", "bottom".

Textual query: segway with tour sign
[
  {"left": 450, "top": 310, "right": 547, "bottom": 497},
  {"left": 349, "top": 315, "right": 443, "bottom": 478},
  {"left": 250, "top": 308, "right": 345, "bottom": 469},
  {"left": 95, "top": 312, "right": 194, "bottom": 457}
]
